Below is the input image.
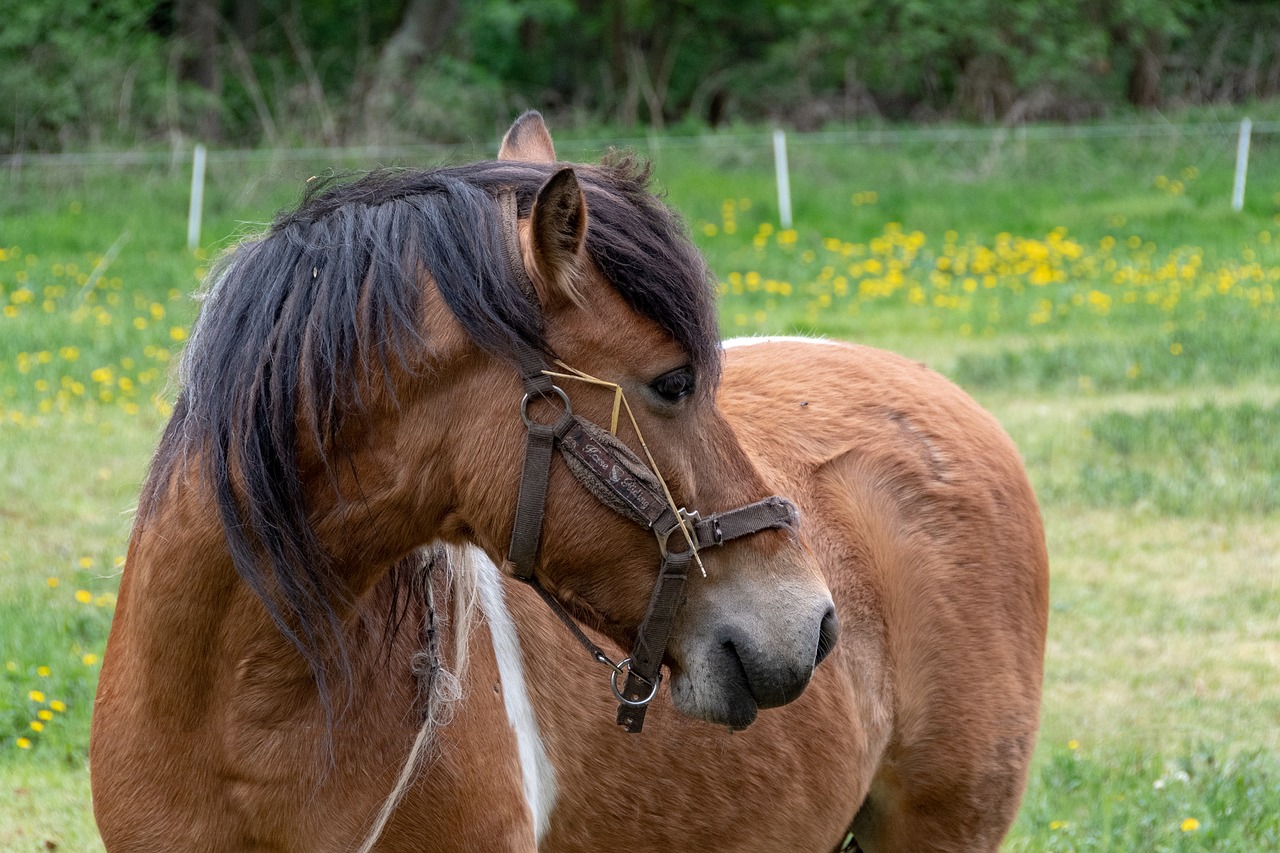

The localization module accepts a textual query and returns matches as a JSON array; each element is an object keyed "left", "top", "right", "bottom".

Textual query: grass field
[{"left": 2, "top": 118, "right": 1279, "bottom": 850}]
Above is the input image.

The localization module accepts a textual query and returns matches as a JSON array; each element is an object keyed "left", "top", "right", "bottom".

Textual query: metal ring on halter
[
  {"left": 520, "top": 385, "right": 571, "bottom": 428},
  {"left": 610, "top": 658, "right": 662, "bottom": 707}
]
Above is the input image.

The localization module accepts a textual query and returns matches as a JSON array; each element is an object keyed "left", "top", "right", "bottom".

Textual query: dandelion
[
  {"left": 37, "top": 710, "right": 52, "bottom": 721},
  {"left": 75, "top": 589, "right": 92, "bottom": 603},
  {"left": 37, "top": 665, "right": 50, "bottom": 677},
  {"left": 1049, "top": 820, "right": 1067, "bottom": 830},
  {"left": 30, "top": 721, "right": 44, "bottom": 732},
  {"left": 1067, "top": 739, "right": 1080, "bottom": 750},
  {"left": 78, "top": 556, "right": 93, "bottom": 568},
  {"left": 16, "top": 738, "right": 31, "bottom": 749},
  {"left": 28, "top": 690, "right": 45, "bottom": 703},
  {"left": 82, "top": 653, "right": 99, "bottom": 666},
  {"left": 47, "top": 577, "right": 60, "bottom": 588},
  {"left": 1180, "top": 818, "right": 1200, "bottom": 832},
  {"left": 50, "top": 700, "right": 66, "bottom": 712}
]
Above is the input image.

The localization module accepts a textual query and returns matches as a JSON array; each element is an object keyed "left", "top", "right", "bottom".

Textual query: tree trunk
[
  {"left": 234, "top": 0, "right": 259, "bottom": 52},
  {"left": 174, "top": 0, "right": 222, "bottom": 139},
  {"left": 1127, "top": 30, "right": 1164, "bottom": 108},
  {"left": 363, "top": 0, "right": 460, "bottom": 136}
]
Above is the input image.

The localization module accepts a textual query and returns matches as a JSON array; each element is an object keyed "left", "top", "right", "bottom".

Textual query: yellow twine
[{"left": 545, "top": 361, "right": 706, "bottom": 578}]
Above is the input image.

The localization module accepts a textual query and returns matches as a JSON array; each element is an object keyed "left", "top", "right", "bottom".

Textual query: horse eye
[{"left": 650, "top": 367, "right": 696, "bottom": 403}]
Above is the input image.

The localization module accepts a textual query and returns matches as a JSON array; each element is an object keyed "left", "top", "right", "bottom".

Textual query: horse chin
[{"left": 668, "top": 663, "right": 760, "bottom": 730}]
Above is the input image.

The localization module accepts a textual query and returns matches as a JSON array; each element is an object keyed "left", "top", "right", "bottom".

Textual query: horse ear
[
  {"left": 528, "top": 167, "right": 588, "bottom": 309},
  {"left": 499, "top": 111, "right": 557, "bottom": 163}
]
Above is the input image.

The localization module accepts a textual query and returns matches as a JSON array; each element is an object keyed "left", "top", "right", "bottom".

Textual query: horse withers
[{"left": 90, "top": 113, "right": 835, "bottom": 850}]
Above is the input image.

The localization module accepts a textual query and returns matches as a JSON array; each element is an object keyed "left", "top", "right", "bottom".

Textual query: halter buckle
[{"left": 654, "top": 508, "right": 701, "bottom": 558}]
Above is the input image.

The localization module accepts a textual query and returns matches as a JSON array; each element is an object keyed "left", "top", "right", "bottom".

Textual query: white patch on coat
[
  {"left": 721, "top": 335, "right": 843, "bottom": 350},
  {"left": 474, "top": 549, "right": 557, "bottom": 841}
]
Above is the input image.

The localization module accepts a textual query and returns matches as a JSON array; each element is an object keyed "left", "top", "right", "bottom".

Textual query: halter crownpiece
[{"left": 497, "top": 191, "right": 799, "bottom": 732}]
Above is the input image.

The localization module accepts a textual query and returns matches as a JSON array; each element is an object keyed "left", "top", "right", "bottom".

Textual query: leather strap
[{"left": 507, "top": 407, "right": 575, "bottom": 581}]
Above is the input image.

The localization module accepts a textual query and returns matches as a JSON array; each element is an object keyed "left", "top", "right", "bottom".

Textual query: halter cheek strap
[{"left": 497, "top": 191, "right": 798, "bottom": 733}]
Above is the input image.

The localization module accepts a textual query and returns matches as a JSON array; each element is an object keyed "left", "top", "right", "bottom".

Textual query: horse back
[{"left": 721, "top": 339, "right": 1050, "bottom": 851}]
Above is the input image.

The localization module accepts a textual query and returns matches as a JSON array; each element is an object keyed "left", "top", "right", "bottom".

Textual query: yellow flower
[
  {"left": 50, "top": 700, "right": 66, "bottom": 712},
  {"left": 37, "top": 665, "right": 50, "bottom": 677},
  {"left": 29, "top": 721, "right": 44, "bottom": 732},
  {"left": 170, "top": 326, "right": 188, "bottom": 341},
  {"left": 28, "top": 690, "right": 45, "bottom": 703},
  {"left": 78, "top": 556, "right": 93, "bottom": 568},
  {"left": 82, "top": 653, "right": 99, "bottom": 666},
  {"left": 75, "top": 589, "right": 92, "bottom": 603},
  {"left": 47, "top": 577, "right": 60, "bottom": 588},
  {"left": 37, "top": 710, "right": 52, "bottom": 721},
  {"left": 1049, "top": 820, "right": 1067, "bottom": 830},
  {"left": 1067, "top": 739, "right": 1080, "bottom": 750},
  {"left": 16, "top": 738, "right": 31, "bottom": 749},
  {"left": 1180, "top": 818, "right": 1200, "bottom": 832}
]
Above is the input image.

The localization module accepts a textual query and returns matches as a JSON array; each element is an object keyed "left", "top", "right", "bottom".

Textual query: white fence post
[
  {"left": 772, "top": 129, "right": 793, "bottom": 230},
  {"left": 1232, "top": 118, "right": 1251, "bottom": 213},
  {"left": 187, "top": 144, "right": 207, "bottom": 251}
]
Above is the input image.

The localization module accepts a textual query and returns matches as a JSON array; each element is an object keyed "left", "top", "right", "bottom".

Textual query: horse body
[
  {"left": 90, "top": 113, "right": 1047, "bottom": 852},
  {"left": 473, "top": 337, "right": 1047, "bottom": 852}
]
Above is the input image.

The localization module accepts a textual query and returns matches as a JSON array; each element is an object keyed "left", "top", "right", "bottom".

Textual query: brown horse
[
  {"left": 434, "top": 334, "right": 1048, "bottom": 853},
  {"left": 90, "top": 114, "right": 1048, "bottom": 852}
]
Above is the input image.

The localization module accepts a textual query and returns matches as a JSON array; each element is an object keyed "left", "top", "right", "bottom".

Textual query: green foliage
[
  {"left": 3, "top": 0, "right": 1277, "bottom": 152},
  {"left": 0, "top": 0, "right": 170, "bottom": 151}
]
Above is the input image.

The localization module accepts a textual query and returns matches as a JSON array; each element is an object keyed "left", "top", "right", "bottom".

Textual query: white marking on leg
[
  {"left": 474, "top": 548, "right": 557, "bottom": 841},
  {"left": 721, "top": 334, "right": 844, "bottom": 350}
]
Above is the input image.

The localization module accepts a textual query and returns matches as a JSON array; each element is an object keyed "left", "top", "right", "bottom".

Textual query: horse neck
[{"left": 104, "top": 480, "right": 309, "bottom": 729}]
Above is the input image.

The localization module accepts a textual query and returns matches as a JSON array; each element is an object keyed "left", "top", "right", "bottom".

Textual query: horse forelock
[{"left": 142, "top": 156, "right": 719, "bottom": 718}]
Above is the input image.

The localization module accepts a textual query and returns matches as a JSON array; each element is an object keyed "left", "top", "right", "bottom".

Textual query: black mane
[{"left": 140, "top": 155, "right": 720, "bottom": 715}]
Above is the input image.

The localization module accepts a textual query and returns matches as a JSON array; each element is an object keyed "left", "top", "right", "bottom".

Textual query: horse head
[
  {"left": 461, "top": 112, "right": 838, "bottom": 728},
  {"left": 169, "top": 112, "right": 835, "bottom": 730}
]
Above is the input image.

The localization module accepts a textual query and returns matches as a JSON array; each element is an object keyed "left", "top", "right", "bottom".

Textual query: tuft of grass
[
  {"left": 952, "top": 321, "right": 1280, "bottom": 394},
  {"left": 1077, "top": 401, "right": 1280, "bottom": 515},
  {"left": 1011, "top": 743, "right": 1280, "bottom": 852}
]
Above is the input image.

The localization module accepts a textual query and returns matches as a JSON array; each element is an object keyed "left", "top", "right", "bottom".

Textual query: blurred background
[
  {"left": 4, "top": 0, "right": 1280, "bottom": 151},
  {"left": 2, "top": 2, "right": 1279, "bottom": 851}
]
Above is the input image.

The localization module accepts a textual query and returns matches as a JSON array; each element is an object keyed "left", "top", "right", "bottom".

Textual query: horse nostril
[{"left": 815, "top": 605, "right": 839, "bottom": 667}]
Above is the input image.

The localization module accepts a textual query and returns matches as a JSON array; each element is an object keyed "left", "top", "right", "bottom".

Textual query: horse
[
  {"left": 90, "top": 113, "right": 1049, "bottom": 852},
  {"left": 440, "top": 335, "right": 1049, "bottom": 853}
]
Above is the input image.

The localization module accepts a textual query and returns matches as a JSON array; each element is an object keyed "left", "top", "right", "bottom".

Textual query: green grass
[{"left": 2, "top": 116, "right": 1279, "bottom": 848}]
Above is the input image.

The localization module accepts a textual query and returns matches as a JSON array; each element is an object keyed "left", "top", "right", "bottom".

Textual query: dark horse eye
[{"left": 650, "top": 367, "right": 696, "bottom": 403}]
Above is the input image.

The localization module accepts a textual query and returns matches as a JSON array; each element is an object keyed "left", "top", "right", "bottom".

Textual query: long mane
[{"left": 139, "top": 155, "right": 720, "bottom": 713}]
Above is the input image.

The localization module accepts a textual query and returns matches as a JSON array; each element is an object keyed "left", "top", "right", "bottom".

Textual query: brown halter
[{"left": 497, "top": 193, "right": 798, "bottom": 733}]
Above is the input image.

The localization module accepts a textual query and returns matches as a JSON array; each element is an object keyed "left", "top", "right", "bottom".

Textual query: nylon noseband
[{"left": 497, "top": 192, "right": 798, "bottom": 732}]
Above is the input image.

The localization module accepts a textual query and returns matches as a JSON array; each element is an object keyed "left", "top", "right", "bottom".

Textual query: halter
[{"left": 497, "top": 193, "right": 798, "bottom": 732}]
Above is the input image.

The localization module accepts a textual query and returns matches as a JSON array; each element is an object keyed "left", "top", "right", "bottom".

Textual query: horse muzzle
[{"left": 668, "top": 590, "right": 839, "bottom": 729}]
